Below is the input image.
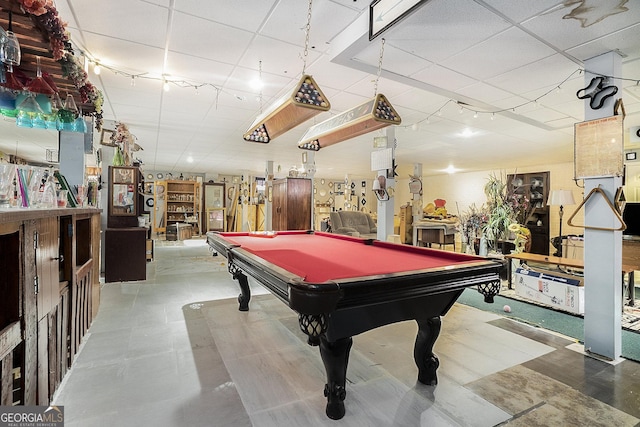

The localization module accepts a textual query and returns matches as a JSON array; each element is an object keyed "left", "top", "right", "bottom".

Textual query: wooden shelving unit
[
  {"left": 507, "top": 171, "right": 550, "bottom": 255},
  {"left": 166, "top": 180, "right": 201, "bottom": 235}
]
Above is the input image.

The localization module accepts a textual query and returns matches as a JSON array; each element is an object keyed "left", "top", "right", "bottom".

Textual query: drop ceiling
[{"left": 2, "top": 0, "right": 640, "bottom": 179}]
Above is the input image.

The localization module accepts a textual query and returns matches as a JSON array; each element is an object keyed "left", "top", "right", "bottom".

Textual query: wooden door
[
  {"left": 34, "top": 217, "right": 59, "bottom": 404},
  {"left": 285, "top": 178, "right": 311, "bottom": 230},
  {"left": 272, "top": 180, "right": 287, "bottom": 231},
  {"left": 36, "top": 217, "right": 59, "bottom": 321}
]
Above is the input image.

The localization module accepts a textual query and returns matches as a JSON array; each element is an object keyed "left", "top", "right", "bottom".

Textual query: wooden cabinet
[
  {"left": 0, "top": 208, "right": 100, "bottom": 406},
  {"left": 166, "top": 180, "right": 201, "bottom": 235},
  {"left": 107, "top": 166, "right": 142, "bottom": 228},
  {"left": 105, "top": 228, "right": 147, "bottom": 282},
  {"left": 507, "top": 171, "right": 550, "bottom": 255},
  {"left": 272, "top": 178, "right": 312, "bottom": 231}
]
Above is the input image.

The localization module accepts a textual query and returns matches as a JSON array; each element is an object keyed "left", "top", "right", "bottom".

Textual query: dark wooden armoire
[{"left": 271, "top": 178, "right": 312, "bottom": 231}]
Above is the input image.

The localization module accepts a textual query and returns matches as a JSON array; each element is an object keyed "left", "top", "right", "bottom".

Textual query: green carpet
[{"left": 457, "top": 288, "right": 640, "bottom": 362}]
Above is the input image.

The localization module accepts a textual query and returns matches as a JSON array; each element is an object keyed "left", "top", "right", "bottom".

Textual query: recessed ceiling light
[{"left": 444, "top": 165, "right": 458, "bottom": 174}]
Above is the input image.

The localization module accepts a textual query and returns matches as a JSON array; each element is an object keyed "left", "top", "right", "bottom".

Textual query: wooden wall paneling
[
  {"left": 47, "top": 308, "right": 58, "bottom": 400},
  {"left": 1, "top": 350, "right": 12, "bottom": 405},
  {"left": 71, "top": 262, "right": 92, "bottom": 359},
  {"left": 0, "top": 321, "right": 21, "bottom": 405},
  {"left": 22, "top": 220, "right": 38, "bottom": 405},
  {"left": 35, "top": 217, "right": 59, "bottom": 321},
  {"left": 36, "top": 316, "right": 47, "bottom": 404},
  {"left": 58, "top": 284, "right": 69, "bottom": 377},
  {"left": 91, "top": 213, "right": 101, "bottom": 319}
]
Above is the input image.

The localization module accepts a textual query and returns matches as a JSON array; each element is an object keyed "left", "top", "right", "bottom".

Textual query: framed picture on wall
[{"left": 100, "top": 129, "right": 116, "bottom": 146}]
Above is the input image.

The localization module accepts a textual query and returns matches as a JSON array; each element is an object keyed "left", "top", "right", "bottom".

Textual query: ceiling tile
[
  {"left": 71, "top": 0, "right": 168, "bottom": 48},
  {"left": 169, "top": 12, "right": 254, "bottom": 64},
  {"left": 522, "top": 3, "right": 640, "bottom": 52},
  {"left": 410, "top": 64, "right": 478, "bottom": 92},
  {"left": 260, "top": 0, "right": 360, "bottom": 52},
  {"left": 385, "top": 0, "right": 511, "bottom": 63},
  {"left": 481, "top": 0, "right": 563, "bottom": 23},
  {"left": 441, "top": 27, "right": 557, "bottom": 81},
  {"left": 566, "top": 23, "right": 640, "bottom": 62},
  {"left": 174, "top": 0, "right": 278, "bottom": 33}
]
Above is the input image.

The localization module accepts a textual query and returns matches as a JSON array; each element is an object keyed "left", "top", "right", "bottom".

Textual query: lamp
[
  {"left": 372, "top": 175, "right": 389, "bottom": 201},
  {"left": 244, "top": 0, "right": 330, "bottom": 144},
  {"left": 298, "top": 93, "right": 401, "bottom": 151},
  {"left": 243, "top": 74, "right": 330, "bottom": 143},
  {"left": 548, "top": 189, "right": 576, "bottom": 256}
]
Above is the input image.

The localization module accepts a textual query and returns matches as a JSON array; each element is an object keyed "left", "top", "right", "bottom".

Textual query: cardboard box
[{"left": 514, "top": 267, "right": 584, "bottom": 314}]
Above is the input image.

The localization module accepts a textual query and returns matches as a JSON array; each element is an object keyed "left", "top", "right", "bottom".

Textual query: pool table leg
[
  {"left": 228, "top": 263, "right": 251, "bottom": 311},
  {"left": 319, "top": 336, "right": 353, "bottom": 420},
  {"left": 414, "top": 316, "right": 441, "bottom": 386}
]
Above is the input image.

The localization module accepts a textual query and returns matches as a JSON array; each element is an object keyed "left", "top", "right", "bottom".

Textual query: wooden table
[
  {"left": 412, "top": 220, "right": 458, "bottom": 250},
  {"left": 505, "top": 252, "right": 636, "bottom": 306}
]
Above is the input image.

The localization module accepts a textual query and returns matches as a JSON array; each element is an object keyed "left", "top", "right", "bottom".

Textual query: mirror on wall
[{"left": 0, "top": 120, "right": 59, "bottom": 164}]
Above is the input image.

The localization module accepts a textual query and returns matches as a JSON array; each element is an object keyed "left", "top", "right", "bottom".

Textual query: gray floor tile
[{"left": 52, "top": 239, "right": 640, "bottom": 426}]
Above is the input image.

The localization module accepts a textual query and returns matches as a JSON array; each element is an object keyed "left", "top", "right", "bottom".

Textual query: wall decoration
[{"left": 576, "top": 76, "right": 618, "bottom": 110}]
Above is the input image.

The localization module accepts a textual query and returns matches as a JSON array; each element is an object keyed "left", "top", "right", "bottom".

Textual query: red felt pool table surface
[{"left": 218, "top": 231, "right": 486, "bottom": 283}]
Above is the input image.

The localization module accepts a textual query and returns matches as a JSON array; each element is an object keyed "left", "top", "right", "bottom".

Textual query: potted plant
[
  {"left": 482, "top": 172, "right": 514, "bottom": 253},
  {"left": 459, "top": 203, "right": 488, "bottom": 253}
]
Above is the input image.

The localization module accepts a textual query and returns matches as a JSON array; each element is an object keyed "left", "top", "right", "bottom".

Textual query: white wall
[{"left": 393, "top": 161, "right": 585, "bottom": 250}]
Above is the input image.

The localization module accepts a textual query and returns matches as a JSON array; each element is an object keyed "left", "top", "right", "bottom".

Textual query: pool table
[{"left": 206, "top": 230, "right": 501, "bottom": 420}]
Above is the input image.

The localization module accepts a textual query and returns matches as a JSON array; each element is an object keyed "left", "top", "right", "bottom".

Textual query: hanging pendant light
[
  {"left": 298, "top": 93, "right": 401, "bottom": 151},
  {"left": 243, "top": 74, "right": 330, "bottom": 143},
  {"left": 298, "top": 38, "right": 401, "bottom": 151},
  {"left": 1, "top": 12, "right": 21, "bottom": 67},
  {"left": 243, "top": 0, "right": 330, "bottom": 143}
]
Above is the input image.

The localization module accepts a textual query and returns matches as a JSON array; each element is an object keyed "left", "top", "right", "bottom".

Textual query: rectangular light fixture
[
  {"left": 243, "top": 74, "right": 330, "bottom": 143},
  {"left": 298, "top": 94, "right": 401, "bottom": 151}
]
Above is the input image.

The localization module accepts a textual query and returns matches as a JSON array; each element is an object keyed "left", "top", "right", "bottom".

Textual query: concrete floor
[{"left": 53, "top": 239, "right": 640, "bottom": 426}]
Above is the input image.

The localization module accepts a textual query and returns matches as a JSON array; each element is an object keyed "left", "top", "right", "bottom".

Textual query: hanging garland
[{"left": 15, "top": 0, "right": 104, "bottom": 130}]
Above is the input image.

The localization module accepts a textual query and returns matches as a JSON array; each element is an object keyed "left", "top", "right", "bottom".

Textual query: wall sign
[{"left": 574, "top": 115, "right": 624, "bottom": 179}]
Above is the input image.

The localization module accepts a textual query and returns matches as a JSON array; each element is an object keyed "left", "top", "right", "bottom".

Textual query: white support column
[
  {"left": 303, "top": 151, "right": 316, "bottom": 229},
  {"left": 583, "top": 51, "right": 623, "bottom": 360},
  {"left": 412, "top": 163, "right": 423, "bottom": 225},
  {"left": 241, "top": 174, "right": 251, "bottom": 231},
  {"left": 377, "top": 127, "right": 395, "bottom": 241},
  {"left": 265, "top": 161, "right": 273, "bottom": 231}
]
